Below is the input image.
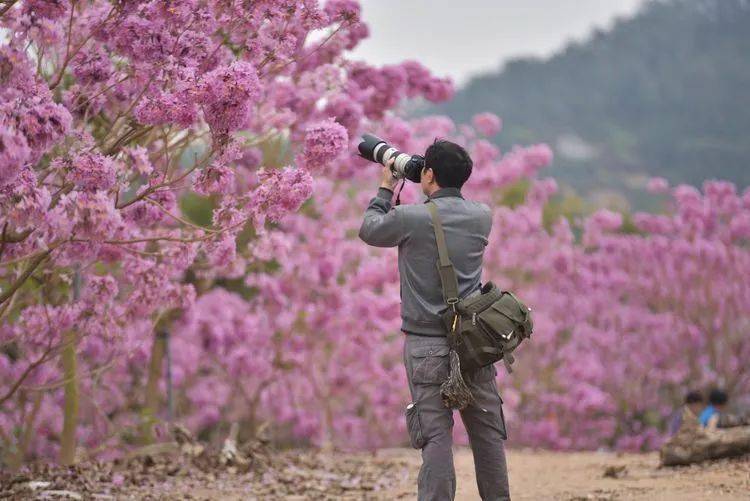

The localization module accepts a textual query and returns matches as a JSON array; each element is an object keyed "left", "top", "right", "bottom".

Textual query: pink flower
[
  {"left": 23, "top": 0, "right": 69, "bottom": 20},
  {"left": 72, "top": 45, "right": 112, "bottom": 84},
  {"left": 0, "top": 165, "right": 51, "bottom": 230},
  {"left": 205, "top": 234, "right": 237, "bottom": 268},
  {"left": 646, "top": 177, "right": 669, "bottom": 194},
  {"left": 249, "top": 166, "right": 313, "bottom": 224},
  {"left": 0, "top": 125, "right": 30, "bottom": 186},
  {"left": 134, "top": 91, "right": 198, "bottom": 128},
  {"left": 0, "top": 47, "right": 72, "bottom": 162},
  {"left": 236, "top": 147, "right": 263, "bottom": 170},
  {"left": 323, "top": 94, "right": 364, "bottom": 135},
  {"left": 300, "top": 118, "right": 348, "bottom": 172},
  {"left": 401, "top": 60, "right": 455, "bottom": 102},
  {"left": 472, "top": 112, "right": 503, "bottom": 137},
  {"left": 68, "top": 152, "right": 118, "bottom": 191},
  {"left": 122, "top": 146, "right": 153, "bottom": 176},
  {"left": 194, "top": 161, "right": 236, "bottom": 195},
  {"left": 583, "top": 209, "right": 623, "bottom": 247},
  {"left": 325, "top": 0, "right": 361, "bottom": 23},
  {"left": 199, "top": 61, "right": 262, "bottom": 135},
  {"left": 590, "top": 209, "right": 623, "bottom": 231}
]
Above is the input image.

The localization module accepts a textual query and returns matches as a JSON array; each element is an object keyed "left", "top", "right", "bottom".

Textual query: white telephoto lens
[
  {"left": 381, "top": 147, "right": 398, "bottom": 165},
  {"left": 393, "top": 153, "right": 411, "bottom": 175},
  {"left": 372, "top": 142, "right": 388, "bottom": 162}
]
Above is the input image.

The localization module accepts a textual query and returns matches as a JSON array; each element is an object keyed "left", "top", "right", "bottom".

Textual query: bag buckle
[{"left": 446, "top": 298, "right": 459, "bottom": 333}]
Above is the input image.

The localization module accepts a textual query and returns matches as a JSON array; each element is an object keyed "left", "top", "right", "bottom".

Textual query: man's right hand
[{"left": 380, "top": 158, "right": 398, "bottom": 191}]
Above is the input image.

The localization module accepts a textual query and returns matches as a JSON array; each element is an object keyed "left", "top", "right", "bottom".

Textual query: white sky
[{"left": 351, "top": 0, "right": 648, "bottom": 86}]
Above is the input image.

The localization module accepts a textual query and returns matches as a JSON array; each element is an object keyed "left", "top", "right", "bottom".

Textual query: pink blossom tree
[
  {"left": 0, "top": 0, "right": 453, "bottom": 464},
  {"left": 481, "top": 178, "right": 750, "bottom": 450},
  {"left": 2, "top": 0, "right": 749, "bottom": 466}
]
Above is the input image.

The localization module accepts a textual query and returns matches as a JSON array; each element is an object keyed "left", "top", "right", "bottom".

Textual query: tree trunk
[
  {"left": 59, "top": 330, "right": 78, "bottom": 465},
  {"left": 660, "top": 408, "right": 750, "bottom": 466},
  {"left": 59, "top": 270, "right": 81, "bottom": 465},
  {"left": 140, "top": 330, "right": 167, "bottom": 445}
]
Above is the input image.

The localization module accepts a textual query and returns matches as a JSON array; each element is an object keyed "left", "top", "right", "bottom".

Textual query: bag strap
[{"left": 427, "top": 200, "right": 460, "bottom": 307}]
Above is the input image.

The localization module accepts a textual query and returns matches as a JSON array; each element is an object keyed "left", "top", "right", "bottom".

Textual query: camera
[{"left": 358, "top": 133, "right": 425, "bottom": 183}]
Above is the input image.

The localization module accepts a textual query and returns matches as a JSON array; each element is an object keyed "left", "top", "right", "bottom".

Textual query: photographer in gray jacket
[{"left": 359, "top": 139, "right": 510, "bottom": 501}]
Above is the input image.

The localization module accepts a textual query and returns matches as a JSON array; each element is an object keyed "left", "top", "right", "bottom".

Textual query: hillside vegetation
[{"left": 431, "top": 0, "right": 750, "bottom": 205}]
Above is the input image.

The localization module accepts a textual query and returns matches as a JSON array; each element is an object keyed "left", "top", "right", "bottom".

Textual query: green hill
[{"left": 429, "top": 0, "right": 750, "bottom": 206}]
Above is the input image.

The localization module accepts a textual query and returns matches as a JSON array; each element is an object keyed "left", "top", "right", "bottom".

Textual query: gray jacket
[{"left": 358, "top": 186, "right": 492, "bottom": 336}]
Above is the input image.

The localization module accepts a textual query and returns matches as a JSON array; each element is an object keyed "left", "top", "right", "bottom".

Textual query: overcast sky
[{"left": 351, "top": 0, "right": 648, "bottom": 86}]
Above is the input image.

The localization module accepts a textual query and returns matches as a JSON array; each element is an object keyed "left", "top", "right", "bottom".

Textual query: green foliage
[
  {"left": 179, "top": 192, "right": 214, "bottom": 227},
  {"left": 542, "top": 191, "right": 587, "bottom": 232},
  {"left": 498, "top": 179, "right": 530, "bottom": 208},
  {"left": 256, "top": 133, "right": 293, "bottom": 168},
  {"left": 619, "top": 213, "right": 643, "bottom": 235}
]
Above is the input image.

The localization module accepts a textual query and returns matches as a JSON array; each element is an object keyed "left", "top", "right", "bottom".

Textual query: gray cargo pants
[{"left": 403, "top": 333, "right": 510, "bottom": 501}]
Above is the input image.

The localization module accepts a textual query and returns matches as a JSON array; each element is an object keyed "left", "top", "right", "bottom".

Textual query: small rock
[
  {"left": 38, "top": 490, "right": 83, "bottom": 500},
  {"left": 602, "top": 465, "right": 627, "bottom": 479},
  {"left": 27, "top": 480, "right": 52, "bottom": 490}
]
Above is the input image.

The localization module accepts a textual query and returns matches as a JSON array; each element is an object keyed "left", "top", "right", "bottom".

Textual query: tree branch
[
  {"left": 0, "top": 250, "right": 52, "bottom": 306},
  {"left": 0, "top": 1, "right": 19, "bottom": 18}
]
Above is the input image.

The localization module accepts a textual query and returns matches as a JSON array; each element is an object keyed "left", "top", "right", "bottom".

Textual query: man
[
  {"left": 668, "top": 390, "right": 704, "bottom": 435},
  {"left": 359, "top": 139, "right": 510, "bottom": 501}
]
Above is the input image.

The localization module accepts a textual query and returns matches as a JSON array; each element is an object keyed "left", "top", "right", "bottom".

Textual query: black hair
[
  {"left": 685, "top": 391, "right": 703, "bottom": 404},
  {"left": 423, "top": 139, "right": 473, "bottom": 189},
  {"left": 708, "top": 388, "right": 728, "bottom": 406}
]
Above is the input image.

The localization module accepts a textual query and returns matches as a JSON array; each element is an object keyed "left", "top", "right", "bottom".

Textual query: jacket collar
[{"left": 425, "top": 187, "right": 464, "bottom": 202}]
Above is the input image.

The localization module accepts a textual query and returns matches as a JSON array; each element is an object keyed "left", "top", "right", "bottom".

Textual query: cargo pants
[{"left": 403, "top": 333, "right": 510, "bottom": 501}]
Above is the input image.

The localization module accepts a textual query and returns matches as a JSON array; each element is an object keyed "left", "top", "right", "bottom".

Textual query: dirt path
[
  {"left": 5, "top": 448, "right": 748, "bottom": 499},
  {"left": 381, "top": 447, "right": 750, "bottom": 500}
]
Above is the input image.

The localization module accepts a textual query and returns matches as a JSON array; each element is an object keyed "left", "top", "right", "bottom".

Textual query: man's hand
[{"left": 380, "top": 158, "right": 398, "bottom": 191}]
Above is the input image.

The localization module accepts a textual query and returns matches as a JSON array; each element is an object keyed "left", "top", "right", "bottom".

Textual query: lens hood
[{"left": 358, "top": 133, "right": 386, "bottom": 161}]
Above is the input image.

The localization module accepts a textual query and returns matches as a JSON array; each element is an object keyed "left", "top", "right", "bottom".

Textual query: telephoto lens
[{"left": 358, "top": 133, "right": 425, "bottom": 183}]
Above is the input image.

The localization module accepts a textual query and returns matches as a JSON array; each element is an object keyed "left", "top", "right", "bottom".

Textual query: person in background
[
  {"left": 669, "top": 390, "right": 704, "bottom": 435},
  {"left": 699, "top": 388, "right": 728, "bottom": 431}
]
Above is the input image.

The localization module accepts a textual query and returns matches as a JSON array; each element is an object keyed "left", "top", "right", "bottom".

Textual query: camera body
[{"left": 358, "top": 133, "right": 425, "bottom": 183}]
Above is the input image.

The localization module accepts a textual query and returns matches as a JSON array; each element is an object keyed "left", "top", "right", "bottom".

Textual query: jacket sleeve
[
  {"left": 358, "top": 187, "right": 406, "bottom": 247},
  {"left": 480, "top": 202, "right": 493, "bottom": 247}
]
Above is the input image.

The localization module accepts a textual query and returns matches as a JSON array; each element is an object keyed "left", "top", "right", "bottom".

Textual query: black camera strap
[{"left": 394, "top": 178, "right": 406, "bottom": 206}]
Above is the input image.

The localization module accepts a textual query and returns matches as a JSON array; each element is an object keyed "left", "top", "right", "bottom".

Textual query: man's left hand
[{"left": 380, "top": 158, "right": 398, "bottom": 191}]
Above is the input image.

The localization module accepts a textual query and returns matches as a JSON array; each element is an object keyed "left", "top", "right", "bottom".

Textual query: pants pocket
[
  {"left": 480, "top": 381, "right": 508, "bottom": 441},
  {"left": 411, "top": 345, "right": 451, "bottom": 384},
  {"left": 496, "top": 399, "right": 508, "bottom": 440},
  {"left": 406, "top": 402, "right": 426, "bottom": 449},
  {"left": 487, "top": 378, "right": 509, "bottom": 440}
]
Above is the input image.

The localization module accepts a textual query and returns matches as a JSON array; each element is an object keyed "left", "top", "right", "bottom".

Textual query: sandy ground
[
  {"left": 180, "top": 447, "right": 749, "bottom": 500},
  {"left": 380, "top": 447, "right": 750, "bottom": 500},
  {"left": 5, "top": 447, "right": 748, "bottom": 500}
]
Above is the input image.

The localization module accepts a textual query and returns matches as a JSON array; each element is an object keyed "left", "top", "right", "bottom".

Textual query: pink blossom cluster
[
  {"left": 247, "top": 166, "right": 315, "bottom": 225},
  {"left": 479, "top": 178, "right": 750, "bottom": 450},
  {"left": 472, "top": 112, "right": 503, "bottom": 137},
  {"left": 299, "top": 119, "right": 349, "bottom": 172}
]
